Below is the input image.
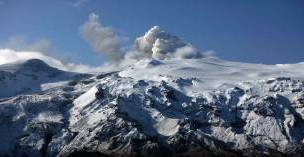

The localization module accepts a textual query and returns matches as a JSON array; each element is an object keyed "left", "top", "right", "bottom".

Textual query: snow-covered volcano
[{"left": 0, "top": 27, "right": 304, "bottom": 157}]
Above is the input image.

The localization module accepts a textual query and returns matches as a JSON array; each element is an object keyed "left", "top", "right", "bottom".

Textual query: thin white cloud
[
  {"left": 0, "top": 36, "right": 71, "bottom": 63},
  {"left": 174, "top": 45, "right": 201, "bottom": 59},
  {"left": 0, "top": 36, "right": 115, "bottom": 73},
  {"left": 2, "top": 36, "right": 52, "bottom": 52},
  {"left": 80, "top": 13, "right": 124, "bottom": 62},
  {"left": 68, "top": 0, "right": 88, "bottom": 7},
  {"left": 202, "top": 50, "right": 217, "bottom": 57},
  {"left": 0, "top": 49, "right": 106, "bottom": 73}
]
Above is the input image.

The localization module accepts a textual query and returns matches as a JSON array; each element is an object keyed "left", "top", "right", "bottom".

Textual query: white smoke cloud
[
  {"left": 202, "top": 50, "right": 217, "bottom": 57},
  {"left": 0, "top": 19, "right": 215, "bottom": 74},
  {"left": 80, "top": 13, "right": 124, "bottom": 62},
  {"left": 133, "top": 26, "right": 202, "bottom": 60},
  {"left": 0, "top": 49, "right": 105, "bottom": 73},
  {"left": 174, "top": 45, "right": 201, "bottom": 59}
]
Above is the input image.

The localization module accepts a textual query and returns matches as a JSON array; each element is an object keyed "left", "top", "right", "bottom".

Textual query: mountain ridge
[{"left": 0, "top": 59, "right": 80, "bottom": 98}]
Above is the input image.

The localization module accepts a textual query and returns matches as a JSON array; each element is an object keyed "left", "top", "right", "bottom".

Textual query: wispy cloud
[
  {"left": 0, "top": 49, "right": 107, "bottom": 73},
  {"left": 0, "top": 36, "right": 106, "bottom": 73},
  {"left": 69, "top": 0, "right": 89, "bottom": 7},
  {"left": 0, "top": 35, "right": 78, "bottom": 63},
  {"left": 2, "top": 36, "right": 52, "bottom": 52},
  {"left": 80, "top": 13, "right": 124, "bottom": 62}
]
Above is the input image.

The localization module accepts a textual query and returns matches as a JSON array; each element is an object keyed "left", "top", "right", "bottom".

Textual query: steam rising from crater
[
  {"left": 132, "top": 26, "right": 202, "bottom": 60},
  {"left": 80, "top": 13, "right": 203, "bottom": 63},
  {"left": 1, "top": 13, "right": 207, "bottom": 73}
]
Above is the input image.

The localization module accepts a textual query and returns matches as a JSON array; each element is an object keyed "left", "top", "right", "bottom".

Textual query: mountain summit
[{"left": 0, "top": 59, "right": 77, "bottom": 98}]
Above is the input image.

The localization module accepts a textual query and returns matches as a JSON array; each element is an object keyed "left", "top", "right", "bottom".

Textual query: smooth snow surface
[
  {"left": 73, "top": 86, "right": 98, "bottom": 108},
  {"left": 153, "top": 117, "right": 179, "bottom": 136},
  {"left": 70, "top": 86, "right": 98, "bottom": 125},
  {"left": 120, "top": 57, "right": 304, "bottom": 96},
  {"left": 41, "top": 81, "right": 69, "bottom": 91}
]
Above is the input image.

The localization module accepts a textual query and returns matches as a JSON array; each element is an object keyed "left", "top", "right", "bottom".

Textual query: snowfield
[
  {"left": 119, "top": 57, "right": 304, "bottom": 96},
  {"left": 0, "top": 27, "right": 304, "bottom": 157}
]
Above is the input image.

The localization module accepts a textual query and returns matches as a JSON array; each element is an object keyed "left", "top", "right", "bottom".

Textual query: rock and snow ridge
[
  {"left": 0, "top": 59, "right": 82, "bottom": 98},
  {"left": 0, "top": 27, "right": 304, "bottom": 157}
]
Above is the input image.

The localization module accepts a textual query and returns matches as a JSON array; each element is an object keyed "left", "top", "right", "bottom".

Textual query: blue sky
[{"left": 0, "top": 0, "right": 304, "bottom": 65}]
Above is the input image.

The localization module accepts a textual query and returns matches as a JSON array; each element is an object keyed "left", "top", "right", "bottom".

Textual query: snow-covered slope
[
  {"left": 0, "top": 59, "right": 80, "bottom": 98},
  {"left": 1, "top": 58, "right": 303, "bottom": 157},
  {"left": 120, "top": 57, "right": 304, "bottom": 96},
  {"left": 0, "top": 27, "right": 304, "bottom": 157}
]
